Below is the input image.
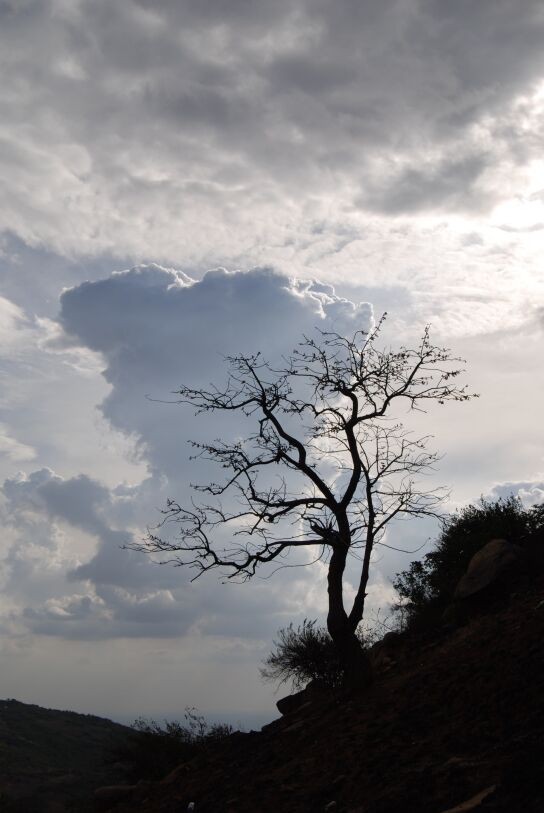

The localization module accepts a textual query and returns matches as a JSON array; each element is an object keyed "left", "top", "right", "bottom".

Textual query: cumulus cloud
[
  {"left": 0, "top": 483, "right": 197, "bottom": 641},
  {"left": 488, "top": 479, "right": 544, "bottom": 508},
  {"left": 0, "top": 464, "right": 329, "bottom": 640},
  {"left": 0, "top": 268, "right": 374, "bottom": 640},
  {"left": 57, "top": 265, "right": 372, "bottom": 479},
  {"left": 1, "top": 467, "right": 196, "bottom": 638}
]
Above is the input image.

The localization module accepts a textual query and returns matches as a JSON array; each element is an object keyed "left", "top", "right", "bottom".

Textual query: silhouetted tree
[{"left": 130, "top": 317, "right": 474, "bottom": 688}]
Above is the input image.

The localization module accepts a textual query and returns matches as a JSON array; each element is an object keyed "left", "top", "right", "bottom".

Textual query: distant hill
[{"left": 0, "top": 699, "right": 132, "bottom": 811}]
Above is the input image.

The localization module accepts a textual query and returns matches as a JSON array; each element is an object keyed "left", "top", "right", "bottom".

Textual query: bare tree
[{"left": 130, "top": 317, "right": 475, "bottom": 688}]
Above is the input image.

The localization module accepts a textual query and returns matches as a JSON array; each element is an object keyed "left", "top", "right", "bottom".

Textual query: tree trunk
[
  {"left": 348, "top": 522, "right": 375, "bottom": 632},
  {"left": 327, "top": 538, "right": 373, "bottom": 691},
  {"left": 331, "top": 622, "right": 373, "bottom": 691}
]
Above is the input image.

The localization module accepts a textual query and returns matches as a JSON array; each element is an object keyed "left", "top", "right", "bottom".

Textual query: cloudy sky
[{"left": 0, "top": 0, "right": 543, "bottom": 727}]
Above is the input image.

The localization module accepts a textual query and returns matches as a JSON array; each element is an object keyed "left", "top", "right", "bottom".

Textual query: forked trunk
[
  {"left": 327, "top": 538, "right": 373, "bottom": 691},
  {"left": 330, "top": 621, "right": 373, "bottom": 690}
]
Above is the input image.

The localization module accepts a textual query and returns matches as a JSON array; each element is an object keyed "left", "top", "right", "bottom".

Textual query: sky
[{"left": 0, "top": 0, "right": 543, "bottom": 728}]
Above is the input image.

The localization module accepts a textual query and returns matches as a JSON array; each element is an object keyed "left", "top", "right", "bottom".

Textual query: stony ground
[{"left": 108, "top": 579, "right": 544, "bottom": 813}]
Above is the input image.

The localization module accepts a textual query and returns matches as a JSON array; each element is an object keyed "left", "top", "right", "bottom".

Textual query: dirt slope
[{"left": 110, "top": 580, "right": 544, "bottom": 813}]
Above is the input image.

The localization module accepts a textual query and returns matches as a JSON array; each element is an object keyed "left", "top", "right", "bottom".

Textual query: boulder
[
  {"left": 369, "top": 630, "right": 404, "bottom": 670},
  {"left": 276, "top": 685, "right": 311, "bottom": 716},
  {"left": 454, "top": 539, "right": 525, "bottom": 601},
  {"left": 276, "top": 679, "right": 327, "bottom": 716}
]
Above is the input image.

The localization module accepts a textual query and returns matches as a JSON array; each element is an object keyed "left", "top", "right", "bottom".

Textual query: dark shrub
[
  {"left": 393, "top": 496, "right": 544, "bottom": 630},
  {"left": 261, "top": 618, "right": 368, "bottom": 690},
  {"left": 114, "top": 708, "right": 234, "bottom": 781}
]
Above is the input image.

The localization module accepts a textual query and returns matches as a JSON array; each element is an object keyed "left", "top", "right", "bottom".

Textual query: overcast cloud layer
[
  {"left": 0, "top": 1, "right": 543, "bottom": 722},
  {"left": 1, "top": 1, "right": 544, "bottom": 283}
]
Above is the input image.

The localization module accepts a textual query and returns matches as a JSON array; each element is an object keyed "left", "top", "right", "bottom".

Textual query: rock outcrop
[
  {"left": 454, "top": 538, "right": 525, "bottom": 601},
  {"left": 276, "top": 679, "right": 326, "bottom": 716},
  {"left": 368, "top": 630, "right": 405, "bottom": 671}
]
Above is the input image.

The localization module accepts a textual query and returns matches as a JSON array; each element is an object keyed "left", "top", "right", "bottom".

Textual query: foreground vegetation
[
  {"left": 393, "top": 496, "right": 544, "bottom": 629},
  {"left": 115, "top": 709, "right": 235, "bottom": 781},
  {"left": 262, "top": 497, "right": 544, "bottom": 689}
]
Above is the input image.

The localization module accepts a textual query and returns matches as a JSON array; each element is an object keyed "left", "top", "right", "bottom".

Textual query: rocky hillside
[
  {"left": 108, "top": 574, "right": 544, "bottom": 812},
  {"left": 0, "top": 699, "right": 131, "bottom": 812}
]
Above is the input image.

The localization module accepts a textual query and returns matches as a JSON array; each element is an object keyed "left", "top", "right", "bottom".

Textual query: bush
[
  {"left": 261, "top": 619, "right": 369, "bottom": 690},
  {"left": 113, "top": 708, "right": 234, "bottom": 781},
  {"left": 393, "top": 496, "right": 544, "bottom": 630}
]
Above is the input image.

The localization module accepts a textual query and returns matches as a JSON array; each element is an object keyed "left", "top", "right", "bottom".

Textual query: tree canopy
[{"left": 130, "top": 316, "right": 475, "bottom": 686}]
